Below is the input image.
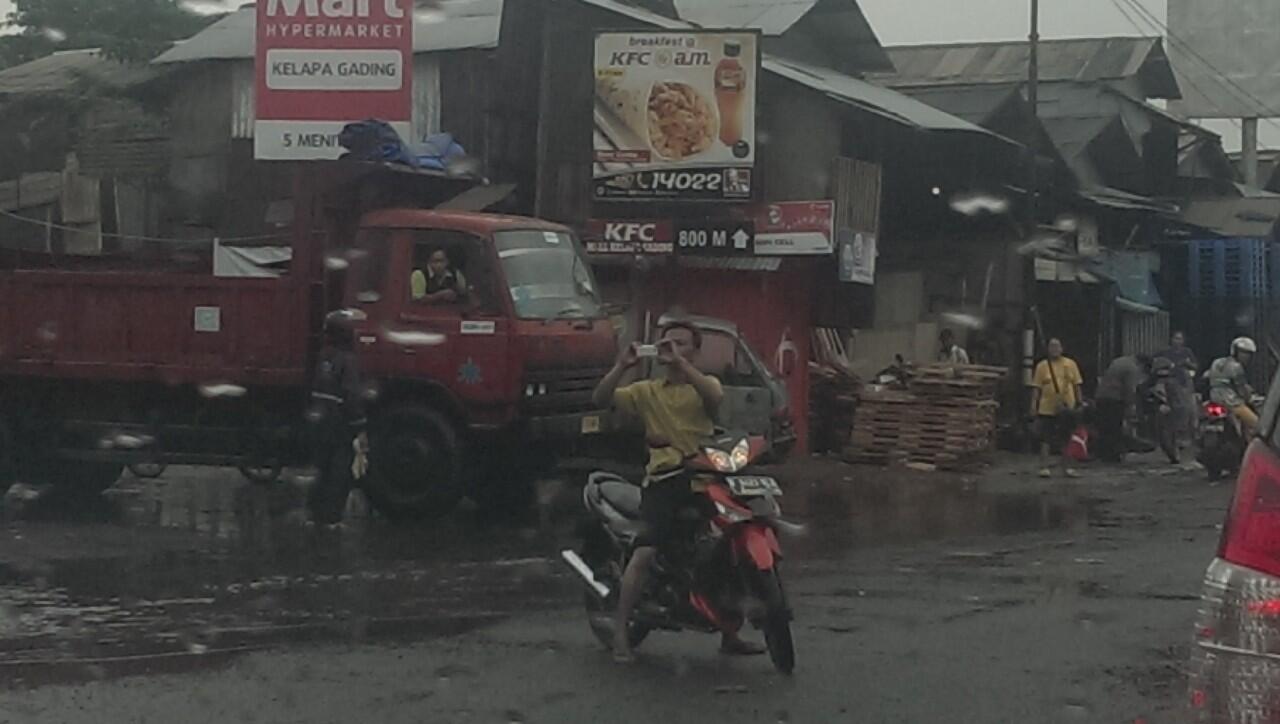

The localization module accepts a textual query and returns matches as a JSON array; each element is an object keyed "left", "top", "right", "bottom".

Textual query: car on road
[{"left": 1188, "top": 373, "right": 1280, "bottom": 721}]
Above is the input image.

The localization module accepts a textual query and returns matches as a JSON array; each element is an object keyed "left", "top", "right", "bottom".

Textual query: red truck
[{"left": 0, "top": 163, "right": 617, "bottom": 519}]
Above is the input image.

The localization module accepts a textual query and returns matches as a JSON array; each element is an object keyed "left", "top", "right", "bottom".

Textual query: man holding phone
[{"left": 592, "top": 319, "right": 764, "bottom": 663}]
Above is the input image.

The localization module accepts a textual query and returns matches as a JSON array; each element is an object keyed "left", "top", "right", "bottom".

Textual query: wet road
[{"left": 0, "top": 458, "right": 1228, "bottom": 722}]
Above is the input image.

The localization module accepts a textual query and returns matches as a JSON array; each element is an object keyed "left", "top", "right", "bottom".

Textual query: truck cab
[{"left": 335, "top": 210, "right": 617, "bottom": 517}]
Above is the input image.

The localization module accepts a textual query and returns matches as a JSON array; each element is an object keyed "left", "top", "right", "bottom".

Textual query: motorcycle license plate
[
  {"left": 727, "top": 476, "right": 782, "bottom": 497},
  {"left": 1203, "top": 423, "right": 1225, "bottom": 434}
]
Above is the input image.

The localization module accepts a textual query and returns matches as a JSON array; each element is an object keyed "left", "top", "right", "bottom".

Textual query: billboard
[
  {"left": 593, "top": 31, "right": 759, "bottom": 201},
  {"left": 255, "top": 0, "right": 414, "bottom": 160},
  {"left": 1168, "top": 0, "right": 1280, "bottom": 118},
  {"left": 752, "top": 201, "right": 835, "bottom": 255}
]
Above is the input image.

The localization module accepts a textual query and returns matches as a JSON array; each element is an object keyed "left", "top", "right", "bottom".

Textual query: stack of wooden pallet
[
  {"left": 909, "top": 363, "right": 1006, "bottom": 400},
  {"left": 810, "top": 328, "right": 860, "bottom": 454},
  {"left": 845, "top": 365, "right": 1006, "bottom": 471}
]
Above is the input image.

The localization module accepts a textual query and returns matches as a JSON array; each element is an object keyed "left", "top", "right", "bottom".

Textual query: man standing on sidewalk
[{"left": 1031, "top": 338, "right": 1084, "bottom": 478}]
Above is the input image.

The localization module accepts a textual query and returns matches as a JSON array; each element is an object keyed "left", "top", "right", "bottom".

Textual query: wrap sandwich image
[{"left": 596, "top": 75, "right": 719, "bottom": 162}]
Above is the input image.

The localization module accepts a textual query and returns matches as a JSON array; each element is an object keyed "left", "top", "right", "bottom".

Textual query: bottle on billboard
[{"left": 715, "top": 41, "right": 747, "bottom": 148}]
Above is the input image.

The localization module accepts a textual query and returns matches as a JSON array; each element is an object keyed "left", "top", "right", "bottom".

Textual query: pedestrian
[
  {"left": 306, "top": 311, "right": 368, "bottom": 525},
  {"left": 937, "top": 328, "right": 971, "bottom": 365},
  {"left": 1031, "top": 338, "right": 1084, "bottom": 478},
  {"left": 1158, "top": 331, "right": 1199, "bottom": 448},
  {"left": 1094, "top": 353, "right": 1152, "bottom": 463}
]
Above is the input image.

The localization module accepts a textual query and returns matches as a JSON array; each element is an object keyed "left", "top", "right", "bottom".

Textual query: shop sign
[
  {"left": 584, "top": 220, "right": 675, "bottom": 255},
  {"left": 752, "top": 201, "right": 835, "bottom": 255},
  {"left": 255, "top": 0, "right": 413, "bottom": 160},
  {"left": 675, "top": 220, "right": 755, "bottom": 256},
  {"left": 593, "top": 30, "right": 759, "bottom": 201}
]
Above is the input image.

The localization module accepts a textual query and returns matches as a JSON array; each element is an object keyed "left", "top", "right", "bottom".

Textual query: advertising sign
[
  {"left": 838, "top": 229, "right": 876, "bottom": 285},
  {"left": 753, "top": 201, "right": 835, "bottom": 255},
  {"left": 593, "top": 31, "right": 759, "bottom": 201},
  {"left": 255, "top": 0, "right": 414, "bottom": 160},
  {"left": 674, "top": 220, "right": 755, "bottom": 257},
  {"left": 584, "top": 219, "right": 754, "bottom": 256},
  {"left": 584, "top": 219, "right": 675, "bottom": 255}
]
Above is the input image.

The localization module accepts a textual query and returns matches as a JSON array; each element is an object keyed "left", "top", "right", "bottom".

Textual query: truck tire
[{"left": 365, "top": 405, "right": 462, "bottom": 521}]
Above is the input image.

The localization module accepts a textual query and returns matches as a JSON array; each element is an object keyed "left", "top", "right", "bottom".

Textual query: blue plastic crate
[{"left": 1188, "top": 238, "right": 1271, "bottom": 299}]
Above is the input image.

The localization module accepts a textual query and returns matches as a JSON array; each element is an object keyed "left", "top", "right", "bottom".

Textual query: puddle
[
  {"left": 779, "top": 472, "right": 1094, "bottom": 557},
  {"left": 0, "top": 468, "right": 574, "bottom": 687}
]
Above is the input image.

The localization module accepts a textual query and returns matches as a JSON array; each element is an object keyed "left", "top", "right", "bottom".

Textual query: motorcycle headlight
[
  {"left": 730, "top": 439, "right": 750, "bottom": 471},
  {"left": 705, "top": 449, "right": 734, "bottom": 472}
]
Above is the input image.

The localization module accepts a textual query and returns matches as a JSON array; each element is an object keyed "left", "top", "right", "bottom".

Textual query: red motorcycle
[{"left": 561, "top": 432, "right": 799, "bottom": 673}]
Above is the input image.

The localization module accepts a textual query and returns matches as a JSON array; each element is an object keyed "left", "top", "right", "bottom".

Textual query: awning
[
  {"left": 1115, "top": 297, "right": 1160, "bottom": 315},
  {"left": 1079, "top": 187, "right": 1180, "bottom": 215}
]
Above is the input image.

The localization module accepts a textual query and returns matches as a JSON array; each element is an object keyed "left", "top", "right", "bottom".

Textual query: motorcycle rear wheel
[
  {"left": 584, "top": 591, "right": 650, "bottom": 651},
  {"left": 754, "top": 568, "right": 795, "bottom": 674}
]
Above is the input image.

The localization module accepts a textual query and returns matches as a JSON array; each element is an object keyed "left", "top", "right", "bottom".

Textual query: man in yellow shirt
[
  {"left": 1031, "top": 337, "right": 1083, "bottom": 478},
  {"left": 592, "top": 320, "right": 764, "bottom": 663}
]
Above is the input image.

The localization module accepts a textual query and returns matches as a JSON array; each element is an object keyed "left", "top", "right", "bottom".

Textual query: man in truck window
[
  {"left": 592, "top": 320, "right": 765, "bottom": 664},
  {"left": 411, "top": 248, "right": 468, "bottom": 304}
]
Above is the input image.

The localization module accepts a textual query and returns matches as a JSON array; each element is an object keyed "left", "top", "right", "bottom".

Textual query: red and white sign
[
  {"left": 255, "top": 0, "right": 413, "bottom": 160},
  {"left": 752, "top": 201, "right": 835, "bottom": 255},
  {"left": 584, "top": 220, "right": 675, "bottom": 254}
]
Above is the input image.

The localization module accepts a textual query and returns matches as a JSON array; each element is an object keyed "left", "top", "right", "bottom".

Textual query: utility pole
[
  {"left": 1022, "top": 0, "right": 1042, "bottom": 404},
  {"left": 1242, "top": 117, "right": 1260, "bottom": 187},
  {"left": 1026, "top": 0, "right": 1040, "bottom": 227}
]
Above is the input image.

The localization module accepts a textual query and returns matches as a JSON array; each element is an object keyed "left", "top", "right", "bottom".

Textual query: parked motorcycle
[
  {"left": 1198, "top": 395, "right": 1264, "bottom": 481},
  {"left": 1141, "top": 359, "right": 1179, "bottom": 464},
  {"left": 561, "top": 432, "right": 799, "bottom": 674}
]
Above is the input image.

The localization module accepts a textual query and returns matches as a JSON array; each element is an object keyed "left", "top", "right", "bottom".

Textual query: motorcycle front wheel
[{"left": 754, "top": 568, "right": 795, "bottom": 674}]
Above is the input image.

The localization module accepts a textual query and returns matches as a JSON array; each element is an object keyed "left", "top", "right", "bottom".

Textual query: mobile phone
[{"left": 636, "top": 344, "right": 659, "bottom": 358}]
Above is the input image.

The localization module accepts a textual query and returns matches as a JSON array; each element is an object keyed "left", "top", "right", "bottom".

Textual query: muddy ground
[{"left": 0, "top": 454, "right": 1228, "bottom": 723}]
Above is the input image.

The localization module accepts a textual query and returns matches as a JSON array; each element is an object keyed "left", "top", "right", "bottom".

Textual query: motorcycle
[
  {"left": 1141, "top": 362, "right": 1180, "bottom": 464},
  {"left": 561, "top": 432, "right": 799, "bottom": 674},
  {"left": 1197, "top": 394, "right": 1264, "bottom": 481}
]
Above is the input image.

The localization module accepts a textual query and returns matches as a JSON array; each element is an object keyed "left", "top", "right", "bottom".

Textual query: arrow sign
[{"left": 675, "top": 220, "right": 755, "bottom": 257}]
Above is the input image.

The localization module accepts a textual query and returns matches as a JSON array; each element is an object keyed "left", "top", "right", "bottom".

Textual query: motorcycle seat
[{"left": 598, "top": 480, "right": 642, "bottom": 518}]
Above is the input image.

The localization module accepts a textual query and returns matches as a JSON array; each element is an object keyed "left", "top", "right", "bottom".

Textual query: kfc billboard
[{"left": 255, "top": 0, "right": 413, "bottom": 160}]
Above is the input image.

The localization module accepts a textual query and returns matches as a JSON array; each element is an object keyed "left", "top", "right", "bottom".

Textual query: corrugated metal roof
[
  {"left": 1181, "top": 198, "right": 1280, "bottom": 238},
  {"left": 877, "top": 37, "right": 1180, "bottom": 99},
  {"left": 1041, "top": 116, "right": 1114, "bottom": 161},
  {"left": 154, "top": 0, "right": 503, "bottom": 64},
  {"left": 764, "top": 57, "right": 1016, "bottom": 142},
  {"left": 895, "top": 84, "right": 1022, "bottom": 125},
  {"left": 674, "top": 0, "right": 816, "bottom": 35},
  {"left": 0, "top": 49, "right": 159, "bottom": 95}
]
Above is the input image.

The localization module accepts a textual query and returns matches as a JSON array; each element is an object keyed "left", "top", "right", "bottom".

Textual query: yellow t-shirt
[
  {"left": 614, "top": 378, "right": 720, "bottom": 475},
  {"left": 1034, "top": 357, "right": 1083, "bottom": 416}
]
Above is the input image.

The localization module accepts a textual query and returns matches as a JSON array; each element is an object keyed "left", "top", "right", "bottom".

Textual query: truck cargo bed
[{"left": 0, "top": 270, "right": 312, "bottom": 387}]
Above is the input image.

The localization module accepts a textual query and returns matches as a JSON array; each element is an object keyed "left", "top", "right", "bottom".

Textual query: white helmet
[{"left": 1232, "top": 336, "right": 1258, "bottom": 355}]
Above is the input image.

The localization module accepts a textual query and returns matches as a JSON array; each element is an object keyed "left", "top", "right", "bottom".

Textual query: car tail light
[
  {"left": 1219, "top": 440, "right": 1280, "bottom": 577},
  {"left": 1205, "top": 402, "right": 1228, "bottom": 419}
]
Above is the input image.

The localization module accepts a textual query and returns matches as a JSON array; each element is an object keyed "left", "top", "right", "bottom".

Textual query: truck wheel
[{"left": 366, "top": 405, "right": 462, "bottom": 521}]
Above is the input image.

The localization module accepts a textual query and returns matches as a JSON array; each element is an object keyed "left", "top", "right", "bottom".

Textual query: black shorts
[
  {"left": 1037, "top": 414, "right": 1074, "bottom": 449},
  {"left": 637, "top": 471, "right": 702, "bottom": 549}
]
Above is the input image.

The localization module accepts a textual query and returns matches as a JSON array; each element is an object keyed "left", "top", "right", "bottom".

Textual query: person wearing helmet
[
  {"left": 307, "top": 310, "right": 369, "bottom": 525},
  {"left": 1206, "top": 336, "right": 1258, "bottom": 436}
]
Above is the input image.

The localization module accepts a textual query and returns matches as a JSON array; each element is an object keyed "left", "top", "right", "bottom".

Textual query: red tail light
[
  {"left": 1218, "top": 440, "right": 1280, "bottom": 577},
  {"left": 1204, "top": 402, "right": 1228, "bottom": 419}
]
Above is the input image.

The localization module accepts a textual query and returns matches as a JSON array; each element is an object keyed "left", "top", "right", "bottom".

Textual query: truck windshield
[{"left": 494, "top": 230, "right": 603, "bottom": 319}]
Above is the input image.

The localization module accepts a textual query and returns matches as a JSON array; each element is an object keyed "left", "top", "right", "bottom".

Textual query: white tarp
[{"left": 213, "top": 240, "right": 292, "bottom": 278}]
